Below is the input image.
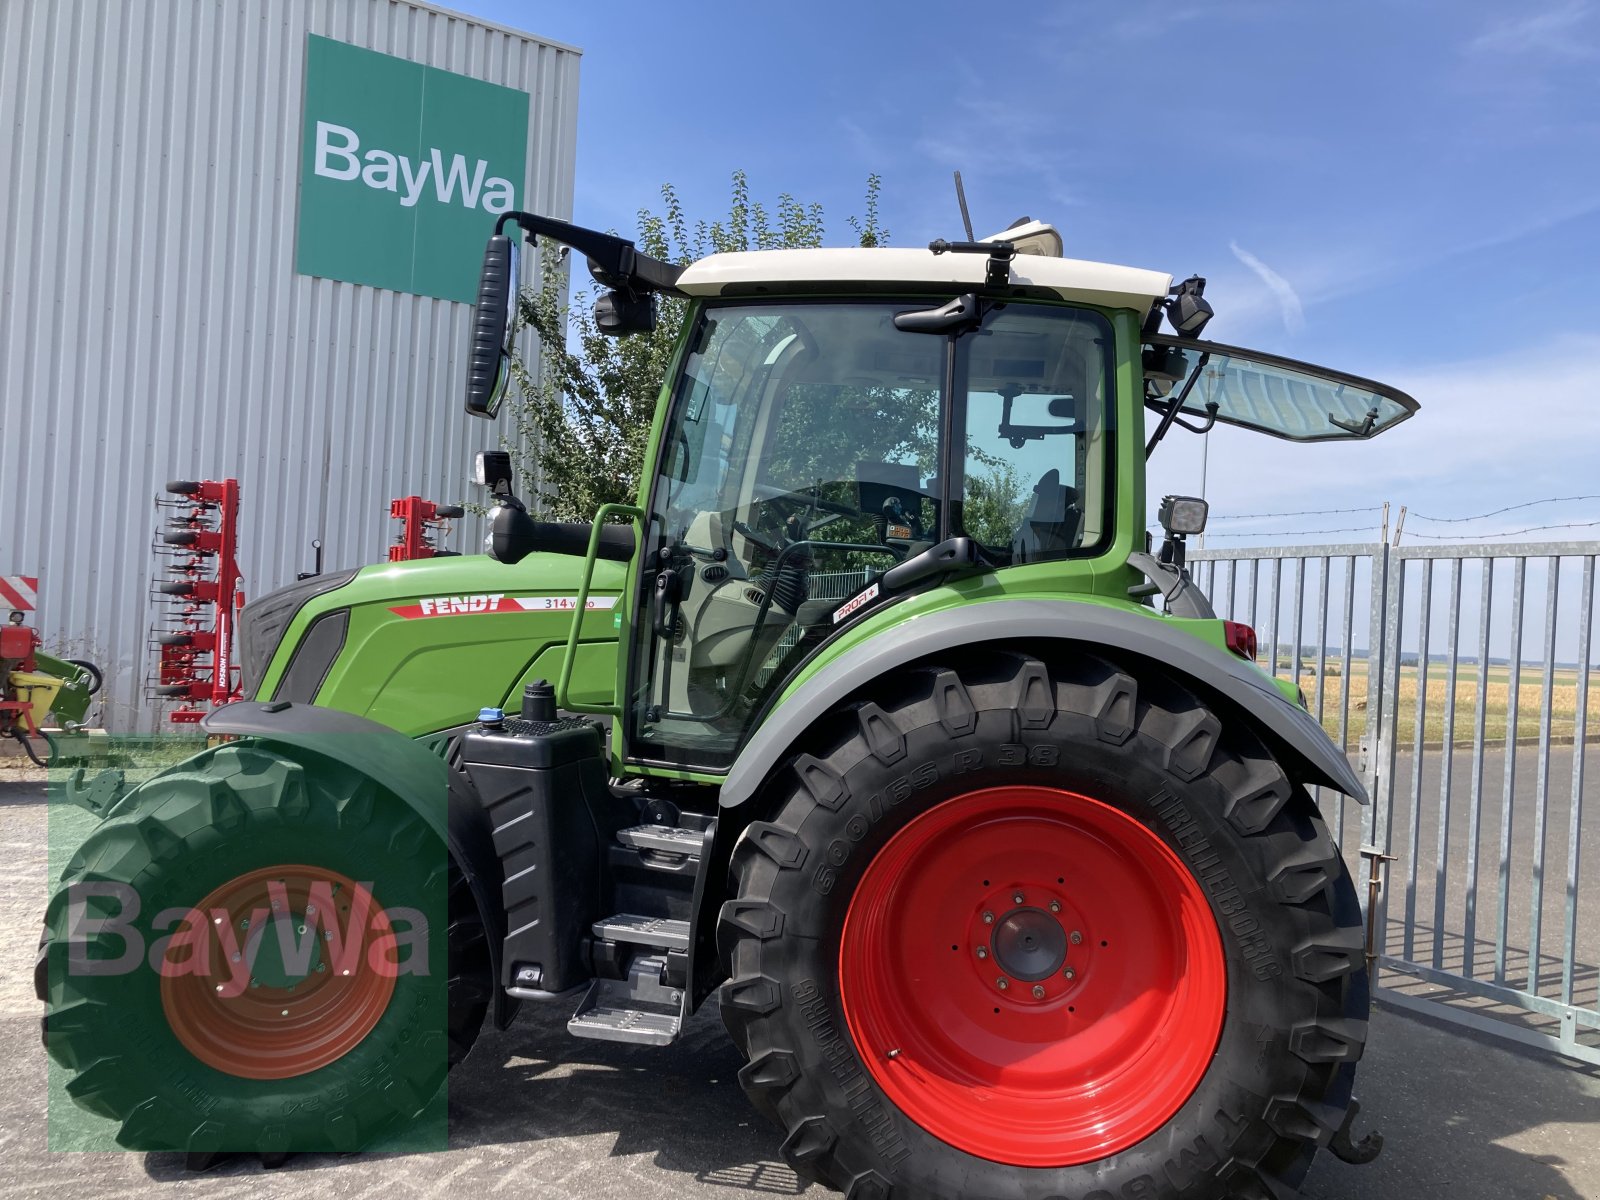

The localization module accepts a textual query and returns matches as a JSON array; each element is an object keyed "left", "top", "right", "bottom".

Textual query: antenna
[{"left": 953, "top": 171, "right": 976, "bottom": 241}]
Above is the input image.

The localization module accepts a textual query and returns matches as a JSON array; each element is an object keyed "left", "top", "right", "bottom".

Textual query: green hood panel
[{"left": 254, "top": 552, "right": 627, "bottom": 736}]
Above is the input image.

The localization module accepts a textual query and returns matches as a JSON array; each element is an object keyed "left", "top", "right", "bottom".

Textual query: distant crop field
[{"left": 1263, "top": 659, "right": 1599, "bottom": 749}]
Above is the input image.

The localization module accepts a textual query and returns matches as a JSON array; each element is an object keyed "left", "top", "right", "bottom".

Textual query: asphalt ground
[{"left": 5, "top": 769, "right": 1599, "bottom": 1200}]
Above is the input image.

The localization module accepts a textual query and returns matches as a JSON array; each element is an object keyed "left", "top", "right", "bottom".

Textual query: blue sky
[{"left": 466, "top": 0, "right": 1600, "bottom": 545}]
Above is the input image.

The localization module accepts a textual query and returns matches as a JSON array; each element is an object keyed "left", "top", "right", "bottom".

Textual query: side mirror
[{"left": 465, "top": 233, "right": 520, "bottom": 419}]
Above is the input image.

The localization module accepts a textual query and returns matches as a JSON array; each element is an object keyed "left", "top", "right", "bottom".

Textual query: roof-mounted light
[{"left": 1165, "top": 275, "right": 1214, "bottom": 337}]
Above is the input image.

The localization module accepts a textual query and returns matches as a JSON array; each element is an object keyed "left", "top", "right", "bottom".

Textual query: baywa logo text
[
  {"left": 61, "top": 879, "right": 429, "bottom": 992},
  {"left": 313, "top": 120, "right": 517, "bottom": 213}
]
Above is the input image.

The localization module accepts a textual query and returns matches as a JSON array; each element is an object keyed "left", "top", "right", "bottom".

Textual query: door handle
[{"left": 653, "top": 569, "right": 682, "bottom": 637}]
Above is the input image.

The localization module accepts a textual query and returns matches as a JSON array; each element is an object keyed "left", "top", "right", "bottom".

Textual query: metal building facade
[{"left": 0, "top": 0, "right": 579, "bottom": 730}]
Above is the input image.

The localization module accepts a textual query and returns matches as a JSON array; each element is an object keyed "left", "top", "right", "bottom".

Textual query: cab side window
[{"left": 960, "top": 305, "right": 1114, "bottom": 562}]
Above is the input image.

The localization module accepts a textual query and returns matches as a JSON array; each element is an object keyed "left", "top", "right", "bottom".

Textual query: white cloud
[
  {"left": 1209, "top": 197, "right": 1600, "bottom": 345},
  {"left": 1228, "top": 242, "right": 1305, "bottom": 335},
  {"left": 1467, "top": 1, "right": 1599, "bottom": 59}
]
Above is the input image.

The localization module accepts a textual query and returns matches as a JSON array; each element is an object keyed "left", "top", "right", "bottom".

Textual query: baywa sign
[{"left": 295, "top": 35, "right": 531, "bottom": 304}]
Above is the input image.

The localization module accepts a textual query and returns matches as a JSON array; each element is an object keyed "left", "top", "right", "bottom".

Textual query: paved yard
[{"left": 5, "top": 771, "right": 1598, "bottom": 1199}]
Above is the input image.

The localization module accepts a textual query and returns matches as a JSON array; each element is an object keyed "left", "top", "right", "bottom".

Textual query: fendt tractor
[{"left": 39, "top": 211, "right": 1416, "bottom": 1199}]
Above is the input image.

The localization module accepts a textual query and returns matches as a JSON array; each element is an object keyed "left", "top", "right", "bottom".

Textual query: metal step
[
  {"left": 567, "top": 954, "right": 683, "bottom": 1046},
  {"left": 616, "top": 823, "right": 703, "bottom": 859},
  {"left": 592, "top": 913, "right": 690, "bottom": 951}
]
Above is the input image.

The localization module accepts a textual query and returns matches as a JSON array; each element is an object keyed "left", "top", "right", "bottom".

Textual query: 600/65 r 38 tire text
[
  {"left": 34, "top": 741, "right": 488, "bottom": 1154},
  {"left": 719, "top": 649, "right": 1368, "bottom": 1200}
]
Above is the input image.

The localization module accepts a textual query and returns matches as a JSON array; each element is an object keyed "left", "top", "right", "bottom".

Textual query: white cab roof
[{"left": 674, "top": 247, "right": 1172, "bottom": 312}]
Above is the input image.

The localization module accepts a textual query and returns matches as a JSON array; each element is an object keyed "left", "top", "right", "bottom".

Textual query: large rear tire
[
  {"left": 35, "top": 741, "right": 485, "bottom": 1153},
  {"left": 719, "top": 649, "right": 1368, "bottom": 1200}
]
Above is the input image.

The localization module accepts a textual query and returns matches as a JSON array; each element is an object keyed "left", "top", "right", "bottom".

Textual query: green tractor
[{"left": 39, "top": 211, "right": 1415, "bottom": 1198}]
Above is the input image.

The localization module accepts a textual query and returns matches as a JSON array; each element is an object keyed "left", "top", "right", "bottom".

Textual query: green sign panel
[{"left": 295, "top": 34, "right": 529, "bottom": 303}]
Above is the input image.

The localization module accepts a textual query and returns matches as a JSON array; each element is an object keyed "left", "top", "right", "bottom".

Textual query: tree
[
  {"left": 963, "top": 459, "right": 1028, "bottom": 549},
  {"left": 508, "top": 172, "right": 888, "bottom": 520}
]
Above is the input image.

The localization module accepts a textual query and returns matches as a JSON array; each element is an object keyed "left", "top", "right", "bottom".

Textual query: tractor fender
[
  {"left": 720, "top": 598, "right": 1366, "bottom": 811},
  {"left": 202, "top": 701, "right": 515, "bottom": 1027}
]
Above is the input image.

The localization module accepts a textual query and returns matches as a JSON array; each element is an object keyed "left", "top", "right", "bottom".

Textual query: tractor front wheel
[
  {"left": 719, "top": 650, "right": 1368, "bottom": 1200},
  {"left": 35, "top": 741, "right": 484, "bottom": 1154}
]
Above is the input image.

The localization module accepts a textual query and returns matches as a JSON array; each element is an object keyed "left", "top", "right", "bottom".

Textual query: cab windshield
[{"left": 630, "top": 297, "right": 1116, "bottom": 770}]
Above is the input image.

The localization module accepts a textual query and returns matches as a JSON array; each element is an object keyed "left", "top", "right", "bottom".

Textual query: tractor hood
[{"left": 243, "top": 552, "right": 629, "bottom": 734}]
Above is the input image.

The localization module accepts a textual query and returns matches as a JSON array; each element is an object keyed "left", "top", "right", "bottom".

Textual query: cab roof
[{"left": 673, "top": 247, "right": 1172, "bottom": 312}]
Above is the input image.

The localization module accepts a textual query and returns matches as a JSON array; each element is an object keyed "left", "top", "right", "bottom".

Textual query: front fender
[{"left": 203, "top": 701, "right": 514, "bottom": 1027}]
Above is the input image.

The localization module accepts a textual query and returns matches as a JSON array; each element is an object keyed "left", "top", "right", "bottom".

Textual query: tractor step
[
  {"left": 616, "top": 823, "right": 703, "bottom": 859},
  {"left": 567, "top": 953, "right": 683, "bottom": 1045},
  {"left": 592, "top": 913, "right": 691, "bottom": 950}
]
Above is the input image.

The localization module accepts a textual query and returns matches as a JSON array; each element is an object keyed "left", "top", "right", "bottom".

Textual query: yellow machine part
[{"left": 7, "top": 670, "right": 63, "bottom": 731}]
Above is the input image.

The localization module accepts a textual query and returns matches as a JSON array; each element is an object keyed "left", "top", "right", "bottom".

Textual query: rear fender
[{"left": 203, "top": 701, "right": 515, "bottom": 1028}]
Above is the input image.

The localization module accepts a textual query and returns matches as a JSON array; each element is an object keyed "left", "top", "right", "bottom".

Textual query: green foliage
[
  {"left": 509, "top": 172, "right": 890, "bottom": 520},
  {"left": 962, "top": 459, "right": 1028, "bottom": 550}
]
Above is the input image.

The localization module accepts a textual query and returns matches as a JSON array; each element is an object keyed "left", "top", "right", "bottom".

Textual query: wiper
[
  {"left": 881, "top": 537, "right": 986, "bottom": 591},
  {"left": 1329, "top": 407, "right": 1379, "bottom": 437},
  {"left": 1144, "top": 351, "right": 1211, "bottom": 457}
]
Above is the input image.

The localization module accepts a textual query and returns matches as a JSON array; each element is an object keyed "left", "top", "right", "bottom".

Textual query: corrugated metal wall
[{"left": 0, "top": 0, "right": 579, "bottom": 730}]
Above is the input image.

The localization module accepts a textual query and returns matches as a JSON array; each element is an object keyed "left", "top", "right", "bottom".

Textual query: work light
[
  {"left": 1166, "top": 276, "right": 1214, "bottom": 337},
  {"left": 1158, "top": 495, "right": 1209, "bottom": 536},
  {"left": 474, "top": 450, "right": 514, "bottom": 493}
]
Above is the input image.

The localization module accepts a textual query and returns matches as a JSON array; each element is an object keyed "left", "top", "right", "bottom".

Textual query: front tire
[
  {"left": 718, "top": 650, "right": 1368, "bottom": 1200},
  {"left": 36, "top": 742, "right": 461, "bottom": 1153}
]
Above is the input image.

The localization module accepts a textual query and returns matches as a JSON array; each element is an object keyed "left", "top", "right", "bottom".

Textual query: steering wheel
[
  {"left": 732, "top": 519, "right": 781, "bottom": 553},
  {"left": 749, "top": 482, "right": 858, "bottom": 519}
]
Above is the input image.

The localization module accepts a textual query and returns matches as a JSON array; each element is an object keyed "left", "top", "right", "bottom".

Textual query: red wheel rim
[
  {"left": 159, "top": 864, "right": 396, "bottom": 1080},
  {"left": 839, "top": 786, "right": 1226, "bottom": 1167}
]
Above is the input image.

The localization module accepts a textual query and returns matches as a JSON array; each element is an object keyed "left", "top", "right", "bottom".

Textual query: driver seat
[{"left": 1012, "top": 469, "right": 1082, "bottom": 563}]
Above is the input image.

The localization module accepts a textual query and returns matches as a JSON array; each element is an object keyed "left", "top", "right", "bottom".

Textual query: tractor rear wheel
[
  {"left": 719, "top": 650, "right": 1367, "bottom": 1200},
  {"left": 35, "top": 741, "right": 488, "bottom": 1153}
]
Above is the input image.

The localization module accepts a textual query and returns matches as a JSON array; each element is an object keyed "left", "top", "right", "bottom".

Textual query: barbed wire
[
  {"left": 1407, "top": 495, "right": 1600, "bottom": 523},
  {"left": 1147, "top": 495, "right": 1600, "bottom": 538},
  {"left": 1184, "top": 517, "right": 1600, "bottom": 541},
  {"left": 1403, "top": 517, "right": 1600, "bottom": 540},
  {"left": 1206, "top": 505, "right": 1382, "bottom": 521},
  {"left": 1197, "top": 525, "right": 1382, "bottom": 539}
]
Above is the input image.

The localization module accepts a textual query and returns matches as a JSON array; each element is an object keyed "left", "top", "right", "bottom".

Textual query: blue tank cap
[{"left": 478, "top": 706, "right": 506, "bottom": 726}]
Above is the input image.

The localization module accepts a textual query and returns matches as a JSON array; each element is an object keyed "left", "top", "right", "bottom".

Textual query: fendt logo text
[{"left": 313, "top": 121, "right": 516, "bottom": 213}]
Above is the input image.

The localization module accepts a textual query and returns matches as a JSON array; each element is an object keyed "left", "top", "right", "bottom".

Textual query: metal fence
[{"left": 1190, "top": 541, "right": 1599, "bottom": 1065}]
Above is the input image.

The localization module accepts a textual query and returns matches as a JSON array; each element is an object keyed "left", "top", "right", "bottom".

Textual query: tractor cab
[{"left": 629, "top": 286, "right": 1121, "bottom": 768}]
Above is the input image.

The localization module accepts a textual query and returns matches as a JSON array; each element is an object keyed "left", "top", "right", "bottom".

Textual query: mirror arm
[{"left": 496, "top": 211, "right": 685, "bottom": 295}]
